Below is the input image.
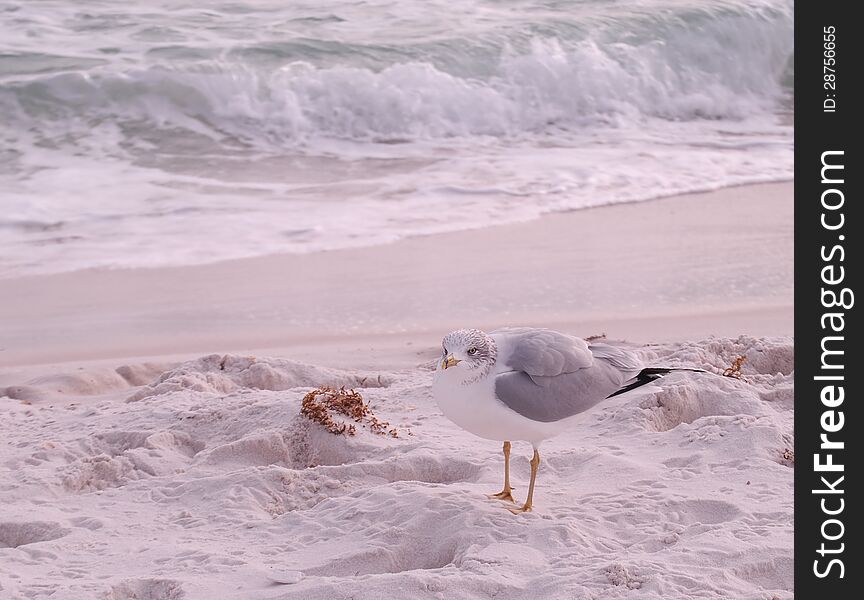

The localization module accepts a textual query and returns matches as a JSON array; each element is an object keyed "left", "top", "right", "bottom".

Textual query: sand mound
[
  {"left": 642, "top": 335, "right": 794, "bottom": 380},
  {"left": 0, "top": 384, "right": 49, "bottom": 403},
  {"left": 1, "top": 362, "right": 173, "bottom": 402},
  {"left": 127, "top": 354, "right": 391, "bottom": 402},
  {"left": 638, "top": 377, "right": 763, "bottom": 432},
  {"left": 62, "top": 430, "right": 206, "bottom": 492}
]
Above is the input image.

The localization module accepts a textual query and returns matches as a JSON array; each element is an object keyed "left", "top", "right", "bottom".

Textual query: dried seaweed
[
  {"left": 722, "top": 356, "right": 747, "bottom": 380},
  {"left": 301, "top": 386, "right": 398, "bottom": 438}
]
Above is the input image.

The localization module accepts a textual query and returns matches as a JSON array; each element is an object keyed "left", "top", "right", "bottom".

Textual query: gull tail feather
[{"left": 606, "top": 367, "right": 707, "bottom": 398}]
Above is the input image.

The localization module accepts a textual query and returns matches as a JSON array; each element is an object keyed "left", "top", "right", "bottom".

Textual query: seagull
[{"left": 431, "top": 327, "right": 698, "bottom": 513}]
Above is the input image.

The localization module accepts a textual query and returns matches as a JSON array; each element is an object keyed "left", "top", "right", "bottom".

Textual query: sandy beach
[
  {"left": 0, "top": 0, "right": 798, "bottom": 595},
  {"left": 0, "top": 182, "right": 791, "bottom": 373},
  {"left": 0, "top": 182, "right": 793, "bottom": 599}
]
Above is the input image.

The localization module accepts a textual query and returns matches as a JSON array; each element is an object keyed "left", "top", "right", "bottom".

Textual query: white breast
[{"left": 431, "top": 367, "right": 573, "bottom": 444}]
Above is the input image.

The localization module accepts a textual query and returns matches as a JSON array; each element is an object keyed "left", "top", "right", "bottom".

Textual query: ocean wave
[
  {"left": 0, "top": 3, "right": 792, "bottom": 148},
  {"left": 0, "top": 0, "right": 794, "bottom": 277}
]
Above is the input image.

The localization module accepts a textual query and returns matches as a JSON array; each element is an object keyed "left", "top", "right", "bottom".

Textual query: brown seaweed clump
[
  {"left": 301, "top": 386, "right": 398, "bottom": 438},
  {"left": 722, "top": 356, "right": 748, "bottom": 380}
]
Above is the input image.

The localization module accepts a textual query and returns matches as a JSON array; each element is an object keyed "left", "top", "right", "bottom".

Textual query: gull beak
[{"left": 442, "top": 355, "right": 460, "bottom": 370}]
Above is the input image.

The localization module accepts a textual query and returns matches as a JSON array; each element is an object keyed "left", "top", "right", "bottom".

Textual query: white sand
[
  {"left": 0, "top": 183, "right": 793, "bottom": 598},
  {"left": 0, "top": 338, "right": 793, "bottom": 599}
]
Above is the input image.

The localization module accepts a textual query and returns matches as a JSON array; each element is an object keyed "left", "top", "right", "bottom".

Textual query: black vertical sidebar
[{"left": 794, "top": 2, "right": 861, "bottom": 597}]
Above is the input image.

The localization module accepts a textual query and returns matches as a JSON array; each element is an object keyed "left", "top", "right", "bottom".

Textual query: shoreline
[
  {"left": 0, "top": 182, "right": 792, "bottom": 373},
  {"left": 0, "top": 177, "right": 792, "bottom": 282}
]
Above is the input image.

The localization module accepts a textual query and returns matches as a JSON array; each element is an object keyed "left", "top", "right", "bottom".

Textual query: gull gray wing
[
  {"left": 493, "top": 339, "right": 644, "bottom": 423},
  {"left": 585, "top": 343, "right": 643, "bottom": 379},
  {"left": 491, "top": 328, "right": 593, "bottom": 379}
]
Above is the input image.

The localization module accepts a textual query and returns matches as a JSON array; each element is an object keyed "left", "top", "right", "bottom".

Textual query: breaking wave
[{"left": 1, "top": 4, "right": 792, "bottom": 149}]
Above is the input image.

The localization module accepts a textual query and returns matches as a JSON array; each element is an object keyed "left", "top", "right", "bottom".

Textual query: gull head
[{"left": 437, "top": 328, "right": 497, "bottom": 381}]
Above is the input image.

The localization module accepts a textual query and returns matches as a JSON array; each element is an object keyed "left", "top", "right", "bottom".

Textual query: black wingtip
[{"left": 606, "top": 367, "right": 705, "bottom": 398}]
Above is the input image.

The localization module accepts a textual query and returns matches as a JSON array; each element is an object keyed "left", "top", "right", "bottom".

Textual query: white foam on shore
[
  {"left": 0, "top": 337, "right": 793, "bottom": 598},
  {"left": 0, "top": 130, "right": 792, "bottom": 279}
]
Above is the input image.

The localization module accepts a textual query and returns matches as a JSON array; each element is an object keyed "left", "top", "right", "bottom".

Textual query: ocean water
[{"left": 0, "top": 0, "right": 793, "bottom": 277}]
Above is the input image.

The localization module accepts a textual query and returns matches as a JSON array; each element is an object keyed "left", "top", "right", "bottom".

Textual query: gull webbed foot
[
  {"left": 507, "top": 502, "right": 532, "bottom": 514},
  {"left": 487, "top": 488, "right": 517, "bottom": 503}
]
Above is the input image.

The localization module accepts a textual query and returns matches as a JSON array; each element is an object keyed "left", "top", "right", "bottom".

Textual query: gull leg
[
  {"left": 487, "top": 441, "right": 516, "bottom": 503},
  {"left": 509, "top": 448, "right": 540, "bottom": 514}
]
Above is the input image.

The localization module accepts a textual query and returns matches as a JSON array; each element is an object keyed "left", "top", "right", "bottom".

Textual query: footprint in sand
[{"left": 0, "top": 521, "right": 70, "bottom": 548}]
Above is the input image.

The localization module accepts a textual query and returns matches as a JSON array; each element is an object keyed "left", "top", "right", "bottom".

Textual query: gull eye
[{"left": 467, "top": 347, "right": 478, "bottom": 356}]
